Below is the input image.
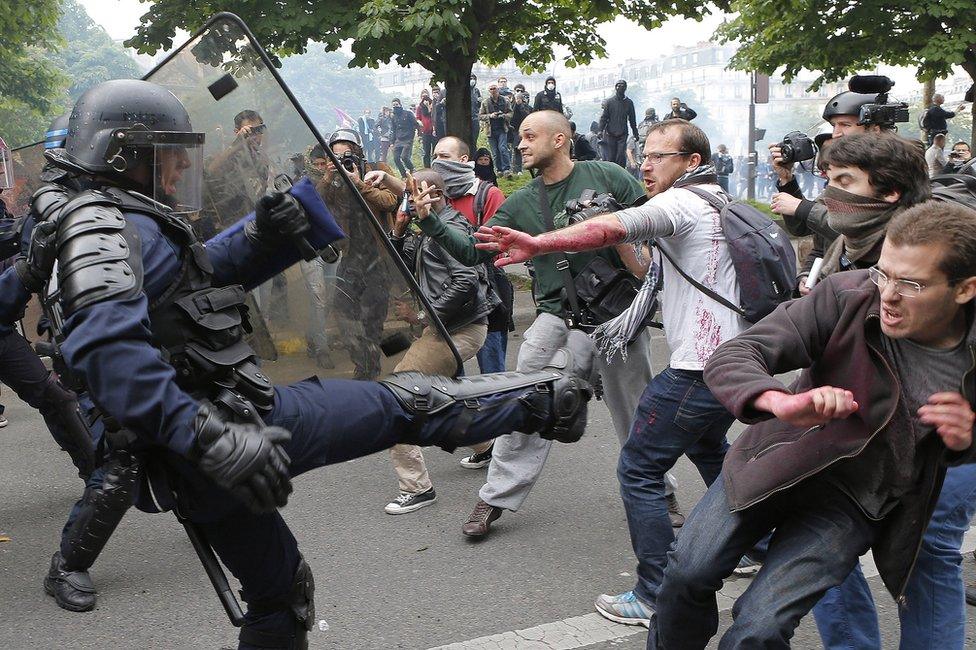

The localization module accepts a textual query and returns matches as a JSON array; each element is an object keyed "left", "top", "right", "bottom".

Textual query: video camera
[
  {"left": 848, "top": 75, "right": 910, "bottom": 128},
  {"left": 776, "top": 131, "right": 817, "bottom": 165},
  {"left": 565, "top": 190, "right": 625, "bottom": 225}
]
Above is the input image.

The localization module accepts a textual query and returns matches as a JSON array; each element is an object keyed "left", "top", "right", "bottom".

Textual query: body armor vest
[{"left": 36, "top": 185, "right": 274, "bottom": 419}]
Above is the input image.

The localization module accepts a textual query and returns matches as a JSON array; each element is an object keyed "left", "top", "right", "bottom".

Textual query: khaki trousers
[{"left": 389, "top": 322, "right": 489, "bottom": 494}]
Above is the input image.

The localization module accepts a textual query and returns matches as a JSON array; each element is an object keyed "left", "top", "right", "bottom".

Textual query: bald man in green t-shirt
[{"left": 416, "top": 110, "right": 680, "bottom": 538}]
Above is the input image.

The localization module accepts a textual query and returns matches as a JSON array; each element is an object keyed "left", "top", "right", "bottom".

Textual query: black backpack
[
  {"left": 930, "top": 162, "right": 976, "bottom": 212},
  {"left": 474, "top": 181, "right": 515, "bottom": 332},
  {"left": 658, "top": 186, "right": 797, "bottom": 324}
]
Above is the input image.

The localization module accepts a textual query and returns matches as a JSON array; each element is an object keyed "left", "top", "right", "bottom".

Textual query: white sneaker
[
  {"left": 384, "top": 488, "right": 436, "bottom": 515},
  {"left": 0, "top": 415, "right": 8, "bottom": 428}
]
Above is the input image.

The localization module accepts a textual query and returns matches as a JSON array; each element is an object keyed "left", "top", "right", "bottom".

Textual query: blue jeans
[
  {"left": 476, "top": 329, "right": 508, "bottom": 374},
  {"left": 813, "top": 463, "right": 976, "bottom": 650},
  {"left": 618, "top": 367, "right": 734, "bottom": 607},
  {"left": 648, "top": 476, "right": 878, "bottom": 649},
  {"left": 488, "top": 131, "right": 511, "bottom": 172}
]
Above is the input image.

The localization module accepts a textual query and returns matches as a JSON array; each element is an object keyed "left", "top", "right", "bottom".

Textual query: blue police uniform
[{"left": 9, "top": 179, "right": 587, "bottom": 648}]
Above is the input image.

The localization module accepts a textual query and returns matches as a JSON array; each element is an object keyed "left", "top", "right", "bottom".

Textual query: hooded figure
[
  {"left": 534, "top": 75, "right": 564, "bottom": 113},
  {"left": 473, "top": 147, "right": 498, "bottom": 186},
  {"left": 598, "top": 79, "right": 639, "bottom": 167}
]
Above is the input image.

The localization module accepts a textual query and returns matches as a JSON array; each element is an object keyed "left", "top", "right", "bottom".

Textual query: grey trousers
[{"left": 479, "top": 312, "right": 674, "bottom": 511}]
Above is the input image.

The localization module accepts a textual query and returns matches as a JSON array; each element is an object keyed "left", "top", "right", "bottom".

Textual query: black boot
[
  {"left": 44, "top": 552, "right": 96, "bottom": 612},
  {"left": 380, "top": 347, "right": 592, "bottom": 450}
]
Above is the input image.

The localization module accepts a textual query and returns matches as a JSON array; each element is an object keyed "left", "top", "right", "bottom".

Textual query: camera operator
[
  {"left": 942, "top": 141, "right": 972, "bottom": 174},
  {"left": 318, "top": 129, "right": 400, "bottom": 380},
  {"left": 769, "top": 89, "right": 892, "bottom": 293},
  {"left": 382, "top": 169, "right": 500, "bottom": 514}
]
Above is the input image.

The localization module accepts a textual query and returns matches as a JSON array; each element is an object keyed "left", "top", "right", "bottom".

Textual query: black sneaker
[
  {"left": 460, "top": 444, "right": 494, "bottom": 469},
  {"left": 384, "top": 488, "right": 436, "bottom": 515}
]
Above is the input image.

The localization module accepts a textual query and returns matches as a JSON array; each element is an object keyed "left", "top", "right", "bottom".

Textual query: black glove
[
  {"left": 15, "top": 219, "right": 59, "bottom": 294},
  {"left": 192, "top": 404, "right": 293, "bottom": 513},
  {"left": 244, "top": 191, "right": 310, "bottom": 251}
]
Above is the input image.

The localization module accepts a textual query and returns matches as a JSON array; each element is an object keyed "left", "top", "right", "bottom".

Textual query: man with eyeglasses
[
  {"left": 635, "top": 199, "right": 976, "bottom": 649},
  {"left": 473, "top": 118, "right": 748, "bottom": 626}
]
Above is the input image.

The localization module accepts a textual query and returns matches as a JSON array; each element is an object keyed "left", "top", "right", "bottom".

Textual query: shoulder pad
[
  {"left": 56, "top": 199, "right": 143, "bottom": 316},
  {"left": 30, "top": 184, "right": 72, "bottom": 223}
]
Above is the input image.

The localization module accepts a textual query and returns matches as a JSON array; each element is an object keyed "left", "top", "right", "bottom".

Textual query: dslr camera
[
  {"left": 565, "top": 190, "right": 625, "bottom": 225},
  {"left": 776, "top": 131, "right": 817, "bottom": 165},
  {"left": 848, "top": 75, "right": 910, "bottom": 128},
  {"left": 339, "top": 150, "right": 363, "bottom": 174}
]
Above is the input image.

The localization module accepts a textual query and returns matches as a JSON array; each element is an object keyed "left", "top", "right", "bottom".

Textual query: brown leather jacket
[{"left": 704, "top": 270, "right": 976, "bottom": 601}]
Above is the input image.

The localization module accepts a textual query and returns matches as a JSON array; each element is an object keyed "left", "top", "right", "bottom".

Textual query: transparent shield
[
  {"left": 6, "top": 141, "right": 46, "bottom": 217},
  {"left": 153, "top": 143, "right": 205, "bottom": 215},
  {"left": 144, "top": 14, "right": 460, "bottom": 383}
]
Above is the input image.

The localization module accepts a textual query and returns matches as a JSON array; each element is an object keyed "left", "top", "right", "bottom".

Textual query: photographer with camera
[
  {"left": 942, "top": 141, "right": 973, "bottom": 174},
  {"left": 770, "top": 78, "right": 904, "bottom": 293},
  {"left": 381, "top": 169, "right": 501, "bottom": 514},
  {"left": 318, "top": 129, "right": 400, "bottom": 380},
  {"left": 413, "top": 110, "right": 664, "bottom": 540}
]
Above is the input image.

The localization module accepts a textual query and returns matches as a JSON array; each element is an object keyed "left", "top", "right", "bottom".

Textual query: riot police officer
[{"left": 6, "top": 79, "right": 591, "bottom": 649}]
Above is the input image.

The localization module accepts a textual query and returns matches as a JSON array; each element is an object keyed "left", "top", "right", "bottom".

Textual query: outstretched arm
[{"left": 474, "top": 199, "right": 675, "bottom": 267}]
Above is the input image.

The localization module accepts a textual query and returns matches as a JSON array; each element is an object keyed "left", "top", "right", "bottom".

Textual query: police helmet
[
  {"left": 822, "top": 92, "right": 878, "bottom": 121},
  {"left": 328, "top": 128, "right": 363, "bottom": 151},
  {"left": 44, "top": 114, "right": 70, "bottom": 151},
  {"left": 50, "top": 79, "right": 206, "bottom": 214}
]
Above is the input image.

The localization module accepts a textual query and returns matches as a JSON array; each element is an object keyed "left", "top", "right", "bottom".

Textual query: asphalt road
[{"left": 1, "top": 289, "right": 974, "bottom": 649}]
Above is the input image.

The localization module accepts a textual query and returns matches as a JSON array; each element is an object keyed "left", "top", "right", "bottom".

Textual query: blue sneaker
[{"left": 594, "top": 591, "right": 653, "bottom": 627}]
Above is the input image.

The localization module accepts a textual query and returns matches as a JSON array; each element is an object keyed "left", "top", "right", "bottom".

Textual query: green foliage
[
  {"left": 0, "top": 0, "right": 63, "bottom": 113},
  {"left": 129, "top": 1, "right": 717, "bottom": 73},
  {"left": 718, "top": 0, "right": 976, "bottom": 90},
  {"left": 0, "top": 0, "right": 143, "bottom": 146}
]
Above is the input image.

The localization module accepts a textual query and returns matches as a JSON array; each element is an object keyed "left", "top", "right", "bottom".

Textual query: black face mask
[
  {"left": 393, "top": 105, "right": 402, "bottom": 114},
  {"left": 615, "top": 85, "right": 626, "bottom": 98}
]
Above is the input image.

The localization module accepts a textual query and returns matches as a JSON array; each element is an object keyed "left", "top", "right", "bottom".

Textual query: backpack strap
[
  {"left": 654, "top": 185, "right": 747, "bottom": 318},
  {"left": 473, "top": 180, "right": 494, "bottom": 227},
  {"left": 536, "top": 177, "right": 585, "bottom": 326}
]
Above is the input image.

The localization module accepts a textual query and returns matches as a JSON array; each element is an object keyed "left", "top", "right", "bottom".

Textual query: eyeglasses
[
  {"left": 868, "top": 266, "right": 952, "bottom": 298},
  {"left": 640, "top": 151, "right": 691, "bottom": 165}
]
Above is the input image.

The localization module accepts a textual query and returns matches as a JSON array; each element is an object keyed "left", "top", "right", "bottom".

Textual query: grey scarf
[{"left": 432, "top": 159, "right": 477, "bottom": 198}]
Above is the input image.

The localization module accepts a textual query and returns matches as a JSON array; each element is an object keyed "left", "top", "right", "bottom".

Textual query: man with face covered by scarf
[
  {"left": 814, "top": 133, "right": 930, "bottom": 278},
  {"left": 599, "top": 80, "right": 639, "bottom": 168}
]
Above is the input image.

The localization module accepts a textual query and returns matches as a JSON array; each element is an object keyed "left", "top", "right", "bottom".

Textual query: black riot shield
[{"left": 142, "top": 13, "right": 461, "bottom": 382}]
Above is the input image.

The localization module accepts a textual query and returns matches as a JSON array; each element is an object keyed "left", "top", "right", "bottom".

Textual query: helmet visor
[
  {"left": 0, "top": 137, "right": 14, "bottom": 190},
  {"left": 153, "top": 142, "right": 205, "bottom": 215}
]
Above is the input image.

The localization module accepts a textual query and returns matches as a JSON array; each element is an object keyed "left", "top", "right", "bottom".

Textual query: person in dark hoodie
[
  {"left": 474, "top": 147, "right": 498, "bottom": 186},
  {"left": 598, "top": 80, "right": 639, "bottom": 168},
  {"left": 534, "top": 76, "right": 564, "bottom": 113}
]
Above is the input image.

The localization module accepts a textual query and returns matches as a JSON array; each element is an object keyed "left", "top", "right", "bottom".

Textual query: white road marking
[{"left": 429, "top": 526, "right": 976, "bottom": 650}]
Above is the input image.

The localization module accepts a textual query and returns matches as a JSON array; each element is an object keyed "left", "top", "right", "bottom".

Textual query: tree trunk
[
  {"left": 921, "top": 78, "right": 935, "bottom": 144},
  {"left": 442, "top": 57, "right": 478, "bottom": 152}
]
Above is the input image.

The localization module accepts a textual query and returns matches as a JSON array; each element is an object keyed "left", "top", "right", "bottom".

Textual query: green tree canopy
[
  {"left": 127, "top": 0, "right": 722, "bottom": 147},
  {"left": 0, "top": 0, "right": 63, "bottom": 114},
  {"left": 0, "top": 0, "right": 143, "bottom": 146},
  {"left": 718, "top": 0, "right": 976, "bottom": 143}
]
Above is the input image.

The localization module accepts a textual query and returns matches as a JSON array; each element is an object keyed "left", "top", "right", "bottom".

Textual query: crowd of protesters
[
  {"left": 4, "top": 65, "right": 976, "bottom": 650},
  {"left": 327, "top": 76, "right": 976, "bottom": 647}
]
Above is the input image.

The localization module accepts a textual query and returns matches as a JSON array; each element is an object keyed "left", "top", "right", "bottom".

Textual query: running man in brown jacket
[{"left": 648, "top": 201, "right": 976, "bottom": 649}]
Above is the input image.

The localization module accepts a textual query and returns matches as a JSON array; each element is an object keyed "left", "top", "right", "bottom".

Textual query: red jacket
[{"left": 704, "top": 270, "right": 976, "bottom": 601}]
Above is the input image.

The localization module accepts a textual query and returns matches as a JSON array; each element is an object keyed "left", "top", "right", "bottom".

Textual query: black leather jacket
[{"left": 392, "top": 207, "right": 498, "bottom": 332}]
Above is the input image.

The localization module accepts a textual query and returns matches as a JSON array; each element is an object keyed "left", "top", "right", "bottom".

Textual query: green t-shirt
[{"left": 418, "top": 161, "right": 645, "bottom": 315}]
